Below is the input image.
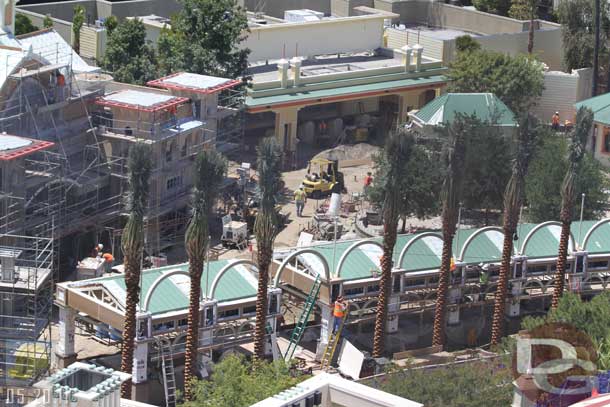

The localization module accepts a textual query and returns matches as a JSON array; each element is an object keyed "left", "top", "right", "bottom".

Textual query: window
[
  {"left": 574, "top": 256, "right": 585, "bottom": 274},
  {"left": 343, "top": 287, "right": 364, "bottom": 297},
  {"left": 181, "top": 136, "right": 189, "bottom": 157},
  {"left": 219, "top": 308, "right": 239, "bottom": 320},
  {"left": 589, "top": 260, "right": 609, "bottom": 270},
  {"left": 392, "top": 275, "right": 401, "bottom": 293},
  {"left": 178, "top": 318, "right": 188, "bottom": 328},
  {"left": 528, "top": 264, "right": 548, "bottom": 274},
  {"left": 242, "top": 305, "right": 256, "bottom": 315},
  {"left": 166, "top": 175, "right": 182, "bottom": 190},
  {"left": 604, "top": 128, "right": 610, "bottom": 153},
  {"left": 367, "top": 284, "right": 380, "bottom": 295},
  {"left": 404, "top": 278, "right": 425, "bottom": 288},
  {"left": 166, "top": 141, "right": 175, "bottom": 162}
]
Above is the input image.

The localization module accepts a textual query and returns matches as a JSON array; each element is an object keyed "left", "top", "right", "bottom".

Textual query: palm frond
[
  {"left": 254, "top": 137, "right": 283, "bottom": 244},
  {"left": 122, "top": 142, "right": 152, "bottom": 255}
]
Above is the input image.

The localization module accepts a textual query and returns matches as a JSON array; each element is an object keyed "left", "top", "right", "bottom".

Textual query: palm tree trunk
[
  {"left": 527, "top": 17, "right": 535, "bottom": 54},
  {"left": 120, "top": 260, "right": 139, "bottom": 398},
  {"left": 490, "top": 216, "right": 518, "bottom": 345},
  {"left": 432, "top": 224, "right": 456, "bottom": 348},
  {"left": 184, "top": 262, "right": 203, "bottom": 400},
  {"left": 551, "top": 215, "right": 572, "bottom": 309},
  {"left": 372, "top": 224, "right": 398, "bottom": 357},
  {"left": 254, "top": 243, "right": 272, "bottom": 359}
]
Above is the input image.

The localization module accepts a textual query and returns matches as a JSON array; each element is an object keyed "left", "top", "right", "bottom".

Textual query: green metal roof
[
  {"left": 583, "top": 220, "right": 610, "bottom": 253},
  {"left": 245, "top": 74, "right": 447, "bottom": 109},
  {"left": 575, "top": 94, "right": 610, "bottom": 125},
  {"left": 90, "top": 260, "right": 258, "bottom": 316},
  {"left": 411, "top": 93, "right": 517, "bottom": 127}
]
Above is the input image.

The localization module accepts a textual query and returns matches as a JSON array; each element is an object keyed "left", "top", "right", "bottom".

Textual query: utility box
[
  {"left": 284, "top": 9, "right": 324, "bottom": 23},
  {"left": 76, "top": 257, "right": 105, "bottom": 280},
  {"left": 221, "top": 218, "right": 248, "bottom": 248}
]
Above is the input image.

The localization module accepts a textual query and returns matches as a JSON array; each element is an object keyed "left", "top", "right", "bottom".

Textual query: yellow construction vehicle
[{"left": 302, "top": 158, "right": 345, "bottom": 198}]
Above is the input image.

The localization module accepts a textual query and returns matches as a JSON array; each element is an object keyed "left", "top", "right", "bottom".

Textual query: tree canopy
[
  {"left": 557, "top": 0, "right": 609, "bottom": 72},
  {"left": 447, "top": 50, "right": 544, "bottom": 118},
  {"left": 473, "top": 0, "right": 511, "bottom": 17},
  {"left": 157, "top": 0, "right": 250, "bottom": 79},
  {"left": 101, "top": 18, "right": 158, "bottom": 85},
  {"left": 182, "top": 355, "right": 308, "bottom": 407},
  {"left": 455, "top": 35, "right": 481, "bottom": 53},
  {"left": 525, "top": 130, "right": 609, "bottom": 222},
  {"left": 15, "top": 14, "right": 38, "bottom": 36},
  {"left": 43, "top": 14, "right": 53, "bottom": 29}
]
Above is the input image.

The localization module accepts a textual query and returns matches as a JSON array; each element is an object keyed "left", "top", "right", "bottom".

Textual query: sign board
[
  {"left": 337, "top": 339, "right": 365, "bottom": 380},
  {"left": 241, "top": 162, "right": 251, "bottom": 170},
  {"left": 297, "top": 232, "right": 314, "bottom": 247}
]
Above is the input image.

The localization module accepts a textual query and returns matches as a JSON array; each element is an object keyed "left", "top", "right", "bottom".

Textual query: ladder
[
  {"left": 320, "top": 314, "right": 347, "bottom": 371},
  {"left": 158, "top": 339, "right": 177, "bottom": 407},
  {"left": 284, "top": 275, "right": 322, "bottom": 361}
]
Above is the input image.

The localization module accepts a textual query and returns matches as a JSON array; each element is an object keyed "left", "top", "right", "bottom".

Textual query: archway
[
  {"left": 272, "top": 248, "right": 331, "bottom": 287},
  {"left": 335, "top": 239, "right": 383, "bottom": 279}
]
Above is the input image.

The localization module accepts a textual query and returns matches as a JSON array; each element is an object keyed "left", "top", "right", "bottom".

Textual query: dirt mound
[{"left": 313, "top": 143, "right": 380, "bottom": 162}]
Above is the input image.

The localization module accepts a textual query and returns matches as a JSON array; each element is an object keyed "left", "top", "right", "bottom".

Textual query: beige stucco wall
[
  {"left": 243, "top": 15, "right": 388, "bottom": 61},
  {"left": 533, "top": 68, "right": 593, "bottom": 124},
  {"left": 386, "top": 27, "right": 445, "bottom": 61}
]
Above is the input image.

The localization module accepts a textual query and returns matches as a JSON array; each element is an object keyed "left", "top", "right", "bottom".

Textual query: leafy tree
[
  {"left": 183, "top": 151, "right": 227, "bottom": 400},
  {"left": 101, "top": 18, "right": 158, "bottom": 85},
  {"left": 43, "top": 14, "right": 53, "bottom": 29},
  {"left": 374, "top": 358, "right": 514, "bottom": 406},
  {"left": 432, "top": 115, "right": 469, "bottom": 348},
  {"left": 372, "top": 129, "right": 415, "bottom": 357},
  {"left": 447, "top": 50, "right": 544, "bottom": 118},
  {"left": 183, "top": 355, "right": 308, "bottom": 407},
  {"left": 120, "top": 143, "right": 152, "bottom": 398},
  {"left": 157, "top": 0, "right": 250, "bottom": 79},
  {"left": 490, "top": 115, "right": 540, "bottom": 345},
  {"left": 455, "top": 35, "right": 481, "bottom": 53},
  {"left": 551, "top": 107, "right": 595, "bottom": 309},
  {"left": 253, "top": 138, "right": 283, "bottom": 360},
  {"left": 72, "top": 5, "right": 85, "bottom": 55},
  {"left": 104, "top": 15, "right": 118, "bottom": 37},
  {"left": 367, "top": 137, "right": 443, "bottom": 229},
  {"left": 15, "top": 14, "right": 38, "bottom": 36},
  {"left": 525, "top": 129, "right": 609, "bottom": 223},
  {"left": 473, "top": 0, "right": 511, "bottom": 16},
  {"left": 557, "top": 0, "right": 609, "bottom": 72}
]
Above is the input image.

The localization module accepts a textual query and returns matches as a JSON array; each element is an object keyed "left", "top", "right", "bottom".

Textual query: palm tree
[
  {"left": 372, "top": 129, "right": 414, "bottom": 358},
  {"left": 253, "top": 138, "right": 283, "bottom": 360},
  {"left": 490, "top": 115, "right": 538, "bottom": 346},
  {"left": 183, "top": 150, "right": 227, "bottom": 400},
  {"left": 120, "top": 143, "right": 152, "bottom": 398},
  {"left": 527, "top": 0, "right": 539, "bottom": 54},
  {"left": 431, "top": 116, "right": 468, "bottom": 348},
  {"left": 551, "top": 107, "right": 594, "bottom": 309}
]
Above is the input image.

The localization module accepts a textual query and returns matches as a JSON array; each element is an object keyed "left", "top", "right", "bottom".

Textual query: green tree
[
  {"left": 473, "top": 0, "right": 511, "bottom": 16},
  {"left": 367, "top": 138, "right": 443, "bottom": 229},
  {"left": 490, "top": 115, "right": 539, "bottom": 345},
  {"left": 557, "top": 0, "right": 609, "bottom": 72},
  {"left": 372, "top": 129, "right": 415, "bottom": 357},
  {"left": 525, "top": 129, "right": 608, "bottom": 223},
  {"left": 374, "top": 358, "right": 514, "bottom": 406},
  {"left": 253, "top": 138, "right": 283, "bottom": 360},
  {"left": 551, "top": 107, "right": 595, "bottom": 309},
  {"left": 157, "top": 0, "right": 250, "bottom": 78},
  {"left": 15, "top": 14, "right": 39, "bottom": 36},
  {"left": 182, "top": 355, "right": 308, "bottom": 407},
  {"left": 104, "top": 15, "right": 118, "bottom": 37},
  {"left": 43, "top": 14, "right": 53, "bottom": 29},
  {"left": 455, "top": 35, "right": 481, "bottom": 53},
  {"left": 72, "top": 5, "right": 85, "bottom": 55},
  {"left": 447, "top": 50, "right": 544, "bottom": 118},
  {"left": 432, "top": 115, "right": 469, "bottom": 348},
  {"left": 101, "top": 18, "right": 158, "bottom": 85},
  {"left": 183, "top": 151, "right": 227, "bottom": 400},
  {"left": 120, "top": 143, "right": 152, "bottom": 398}
]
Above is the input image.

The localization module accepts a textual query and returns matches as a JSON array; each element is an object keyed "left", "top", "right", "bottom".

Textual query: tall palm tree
[
  {"left": 253, "top": 138, "right": 283, "bottom": 360},
  {"left": 184, "top": 150, "right": 227, "bottom": 400},
  {"left": 527, "top": 0, "right": 539, "bottom": 54},
  {"left": 490, "top": 115, "right": 538, "bottom": 346},
  {"left": 551, "top": 107, "right": 594, "bottom": 309},
  {"left": 372, "top": 129, "right": 414, "bottom": 358},
  {"left": 120, "top": 143, "right": 152, "bottom": 398},
  {"left": 432, "top": 116, "right": 468, "bottom": 348}
]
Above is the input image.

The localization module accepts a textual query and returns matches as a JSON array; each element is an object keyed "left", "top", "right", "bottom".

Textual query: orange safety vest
[
  {"left": 552, "top": 114, "right": 560, "bottom": 125},
  {"left": 333, "top": 301, "right": 346, "bottom": 318}
]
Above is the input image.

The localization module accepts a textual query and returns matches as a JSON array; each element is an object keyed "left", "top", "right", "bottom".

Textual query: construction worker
[
  {"left": 294, "top": 186, "right": 307, "bottom": 217},
  {"left": 333, "top": 295, "right": 347, "bottom": 333},
  {"left": 552, "top": 111, "right": 560, "bottom": 130},
  {"left": 56, "top": 72, "right": 66, "bottom": 101},
  {"left": 363, "top": 172, "right": 373, "bottom": 195},
  {"left": 102, "top": 253, "right": 114, "bottom": 273},
  {"left": 479, "top": 264, "right": 489, "bottom": 301}
]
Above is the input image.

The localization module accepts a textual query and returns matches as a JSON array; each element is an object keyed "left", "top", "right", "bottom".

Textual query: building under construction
[{"left": 0, "top": 0, "right": 245, "bottom": 393}]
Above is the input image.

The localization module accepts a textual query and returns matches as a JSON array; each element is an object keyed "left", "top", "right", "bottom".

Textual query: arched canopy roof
[
  {"left": 582, "top": 219, "right": 610, "bottom": 253},
  {"left": 454, "top": 226, "right": 508, "bottom": 264},
  {"left": 516, "top": 221, "right": 575, "bottom": 258},
  {"left": 86, "top": 259, "right": 259, "bottom": 316},
  {"left": 396, "top": 232, "right": 443, "bottom": 272}
]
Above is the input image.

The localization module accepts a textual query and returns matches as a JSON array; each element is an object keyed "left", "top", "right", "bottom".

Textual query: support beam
[
  {"left": 316, "top": 304, "right": 332, "bottom": 361},
  {"left": 273, "top": 106, "right": 300, "bottom": 167},
  {"left": 56, "top": 306, "right": 76, "bottom": 367}
]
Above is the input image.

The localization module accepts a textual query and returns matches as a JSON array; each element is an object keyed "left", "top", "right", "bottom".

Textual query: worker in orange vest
[
  {"left": 552, "top": 112, "right": 560, "bottom": 130},
  {"left": 102, "top": 252, "right": 114, "bottom": 273},
  {"left": 333, "top": 295, "right": 347, "bottom": 333}
]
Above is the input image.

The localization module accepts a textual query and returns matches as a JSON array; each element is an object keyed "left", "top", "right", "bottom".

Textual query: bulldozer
[{"left": 302, "top": 158, "right": 345, "bottom": 198}]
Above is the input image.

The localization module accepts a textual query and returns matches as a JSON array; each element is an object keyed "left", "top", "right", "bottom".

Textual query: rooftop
[
  {"left": 575, "top": 93, "right": 610, "bottom": 125},
  {"left": 392, "top": 24, "right": 480, "bottom": 41},
  {"left": 410, "top": 93, "right": 517, "bottom": 127},
  {"left": 0, "top": 135, "right": 54, "bottom": 160},
  {"left": 97, "top": 90, "right": 190, "bottom": 112},
  {"left": 147, "top": 72, "right": 241, "bottom": 94}
]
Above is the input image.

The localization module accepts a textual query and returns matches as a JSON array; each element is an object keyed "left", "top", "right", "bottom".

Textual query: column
[
  {"left": 386, "top": 295, "right": 400, "bottom": 333},
  {"left": 131, "top": 342, "right": 150, "bottom": 402},
  {"left": 447, "top": 286, "right": 462, "bottom": 325},
  {"left": 316, "top": 304, "right": 332, "bottom": 361},
  {"left": 273, "top": 107, "right": 300, "bottom": 165},
  {"left": 56, "top": 306, "right": 76, "bottom": 368},
  {"left": 506, "top": 280, "right": 522, "bottom": 317},
  {"left": 396, "top": 92, "right": 419, "bottom": 125}
]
